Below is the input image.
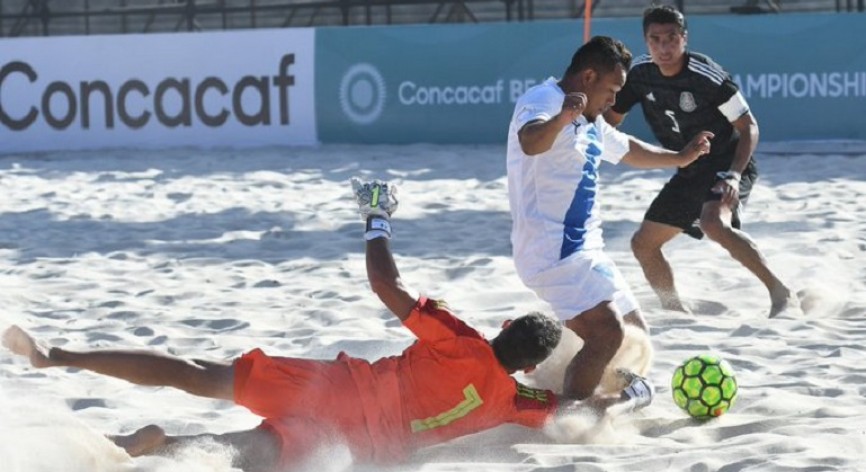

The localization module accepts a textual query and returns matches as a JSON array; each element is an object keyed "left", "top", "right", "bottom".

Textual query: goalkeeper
[{"left": 2, "top": 179, "right": 654, "bottom": 471}]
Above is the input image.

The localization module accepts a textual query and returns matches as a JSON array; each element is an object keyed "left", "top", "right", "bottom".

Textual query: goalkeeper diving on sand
[{"left": 2, "top": 179, "right": 654, "bottom": 472}]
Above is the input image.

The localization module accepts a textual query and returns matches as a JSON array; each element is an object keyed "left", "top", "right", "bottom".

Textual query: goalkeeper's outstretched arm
[
  {"left": 366, "top": 235, "right": 418, "bottom": 322},
  {"left": 351, "top": 178, "right": 418, "bottom": 322}
]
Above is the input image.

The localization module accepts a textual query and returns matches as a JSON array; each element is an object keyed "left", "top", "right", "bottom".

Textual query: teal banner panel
[
  {"left": 315, "top": 21, "right": 622, "bottom": 144},
  {"left": 677, "top": 13, "right": 866, "bottom": 142},
  {"left": 316, "top": 13, "right": 866, "bottom": 144}
]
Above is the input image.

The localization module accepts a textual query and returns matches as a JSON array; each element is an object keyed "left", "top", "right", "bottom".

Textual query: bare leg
[
  {"left": 699, "top": 202, "right": 798, "bottom": 318},
  {"left": 112, "top": 425, "right": 281, "bottom": 472},
  {"left": 563, "top": 302, "right": 624, "bottom": 400},
  {"left": 2, "top": 325, "right": 234, "bottom": 400},
  {"left": 631, "top": 220, "right": 690, "bottom": 313}
]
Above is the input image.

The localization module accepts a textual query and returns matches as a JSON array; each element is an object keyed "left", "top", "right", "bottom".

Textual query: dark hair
[
  {"left": 565, "top": 35, "right": 632, "bottom": 77},
  {"left": 642, "top": 4, "right": 687, "bottom": 35},
  {"left": 492, "top": 312, "right": 562, "bottom": 371}
]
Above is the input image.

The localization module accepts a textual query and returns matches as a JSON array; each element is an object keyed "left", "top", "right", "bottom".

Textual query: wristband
[
  {"left": 365, "top": 216, "right": 392, "bottom": 240},
  {"left": 715, "top": 170, "right": 741, "bottom": 183}
]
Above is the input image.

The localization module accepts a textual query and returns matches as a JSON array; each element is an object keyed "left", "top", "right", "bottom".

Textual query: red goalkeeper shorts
[{"left": 233, "top": 348, "right": 375, "bottom": 466}]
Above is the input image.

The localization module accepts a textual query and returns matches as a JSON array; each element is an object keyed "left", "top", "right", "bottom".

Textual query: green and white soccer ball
[{"left": 671, "top": 353, "right": 738, "bottom": 419}]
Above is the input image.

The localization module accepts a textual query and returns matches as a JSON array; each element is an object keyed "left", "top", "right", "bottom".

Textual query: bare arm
[
  {"left": 352, "top": 179, "right": 418, "bottom": 322},
  {"left": 729, "top": 112, "right": 758, "bottom": 174},
  {"left": 711, "top": 111, "right": 759, "bottom": 204},
  {"left": 620, "top": 131, "right": 714, "bottom": 169},
  {"left": 555, "top": 394, "right": 623, "bottom": 418},
  {"left": 518, "top": 93, "right": 587, "bottom": 156},
  {"left": 365, "top": 218, "right": 418, "bottom": 322}
]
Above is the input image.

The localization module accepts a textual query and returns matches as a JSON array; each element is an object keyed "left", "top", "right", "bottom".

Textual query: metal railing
[
  {"left": 0, "top": 0, "right": 861, "bottom": 38},
  {"left": 0, "top": 0, "right": 542, "bottom": 36}
]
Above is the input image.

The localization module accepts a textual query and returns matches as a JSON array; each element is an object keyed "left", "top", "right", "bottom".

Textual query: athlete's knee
[
  {"left": 630, "top": 230, "right": 658, "bottom": 260},
  {"left": 623, "top": 310, "right": 649, "bottom": 333},
  {"left": 566, "top": 307, "right": 625, "bottom": 357},
  {"left": 698, "top": 216, "right": 729, "bottom": 241}
]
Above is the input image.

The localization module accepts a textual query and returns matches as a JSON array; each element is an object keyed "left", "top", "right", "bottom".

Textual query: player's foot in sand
[
  {"left": 2, "top": 325, "right": 54, "bottom": 368},
  {"left": 659, "top": 293, "right": 692, "bottom": 314},
  {"left": 110, "top": 425, "right": 167, "bottom": 457},
  {"left": 662, "top": 302, "right": 692, "bottom": 314},
  {"left": 769, "top": 289, "right": 802, "bottom": 318},
  {"left": 617, "top": 369, "right": 654, "bottom": 411}
]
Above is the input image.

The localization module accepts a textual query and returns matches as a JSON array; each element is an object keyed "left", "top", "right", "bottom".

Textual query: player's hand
[
  {"left": 559, "top": 92, "right": 587, "bottom": 122},
  {"left": 677, "top": 131, "right": 714, "bottom": 166},
  {"left": 712, "top": 177, "right": 740, "bottom": 206},
  {"left": 351, "top": 177, "right": 399, "bottom": 220}
]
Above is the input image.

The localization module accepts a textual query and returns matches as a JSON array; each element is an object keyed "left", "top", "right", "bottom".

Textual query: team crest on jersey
[{"left": 679, "top": 92, "right": 697, "bottom": 112}]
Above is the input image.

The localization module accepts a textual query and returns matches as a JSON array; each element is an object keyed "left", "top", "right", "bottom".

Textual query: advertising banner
[
  {"left": 687, "top": 14, "right": 866, "bottom": 142},
  {"left": 316, "top": 14, "right": 866, "bottom": 144},
  {"left": 2, "top": 13, "right": 863, "bottom": 151},
  {"left": 315, "top": 21, "right": 604, "bottom": 144},
  {"left": 0, "top": 29, "right": 317, "bottom": 152}
]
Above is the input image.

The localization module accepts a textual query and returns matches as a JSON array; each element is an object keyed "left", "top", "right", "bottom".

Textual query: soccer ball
[{"left": 671, "top": 353, "right": 738, "bottom": 419}]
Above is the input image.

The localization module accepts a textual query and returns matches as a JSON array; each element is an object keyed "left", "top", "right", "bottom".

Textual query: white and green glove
[{"left": 351, "top": 178, "right": 399, "bottom": 240}]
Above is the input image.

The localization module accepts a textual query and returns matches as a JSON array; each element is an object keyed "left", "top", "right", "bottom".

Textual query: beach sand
[{"left": 1, "top": 143, "right": 864, "bottom": 471}]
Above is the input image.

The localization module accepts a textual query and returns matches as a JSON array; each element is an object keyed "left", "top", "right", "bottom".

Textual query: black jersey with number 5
[{"left": 612, "top": 51, "right": 750, "bottom": 176}]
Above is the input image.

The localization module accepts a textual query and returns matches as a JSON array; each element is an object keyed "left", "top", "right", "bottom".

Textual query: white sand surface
[{"left": 1, "top": 143, "right": 865, "bottom": 471}]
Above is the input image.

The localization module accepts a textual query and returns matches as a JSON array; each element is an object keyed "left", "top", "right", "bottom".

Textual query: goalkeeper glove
[{"left": 351, "top": 177, "right": 398, "bottom": 240}]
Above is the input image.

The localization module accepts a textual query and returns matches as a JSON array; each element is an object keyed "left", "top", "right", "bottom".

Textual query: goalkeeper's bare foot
[
  {"left": 2, "top": 325, "right": 54, "bottom": 368},
  {"left": 110, "top": 425, "right": 167, "bottom": 457}
]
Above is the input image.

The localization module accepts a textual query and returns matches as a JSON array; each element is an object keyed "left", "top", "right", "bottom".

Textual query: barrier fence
[
  {"left": 1, "top": 0, "right": 863, "bottom": 37},
  {"left": 2, "top": 12, "right": 865, "bottom": 153},
  {"left": 4, "top": 0, "right": 536, "bottom": 36}
]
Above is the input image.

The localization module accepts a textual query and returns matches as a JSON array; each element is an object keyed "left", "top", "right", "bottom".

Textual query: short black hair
[
  {"left": 565, "top": 35, "right": 633, "bottom": 77},
  {"left": 491, "top": 312, "right": 561, "bottom": 371},
  {"left": 643, "top": 4, "right": 687, "bottom": 35}
]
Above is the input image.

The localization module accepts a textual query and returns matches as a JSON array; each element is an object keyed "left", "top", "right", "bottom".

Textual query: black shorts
[{"left": 644, "top": 159, "right": 758, "bottom": 239}]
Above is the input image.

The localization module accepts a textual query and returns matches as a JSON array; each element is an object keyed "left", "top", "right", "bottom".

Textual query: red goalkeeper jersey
[
  {"left": 340, "top": 297, "right": 558, "bottom": 462},
  {"left": 234, "top": 297, "right": 558, "bottom": 465}
]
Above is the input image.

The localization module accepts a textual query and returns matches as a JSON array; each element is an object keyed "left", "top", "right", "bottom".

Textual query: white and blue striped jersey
[{"left": 507, "top": 77, "right": 630, "bottom": 280}]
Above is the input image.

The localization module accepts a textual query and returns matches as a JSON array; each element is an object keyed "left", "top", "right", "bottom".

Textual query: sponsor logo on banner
[
  {"left": 336, "top": 62, "right": 541, "bottom": 126},
  {"left": 0, "top": 55, "right": 297, "bottom": 131},
  {"left": 339, "top": 63, "right": 387, "bottom": 125},
  {"left": 1, "top": 29, "right": 316, "bottom": 152}
]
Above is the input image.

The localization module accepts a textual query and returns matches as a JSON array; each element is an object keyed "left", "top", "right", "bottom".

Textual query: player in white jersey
[{"left": 507, "top": 36, "right": 713, "bottom": 400}]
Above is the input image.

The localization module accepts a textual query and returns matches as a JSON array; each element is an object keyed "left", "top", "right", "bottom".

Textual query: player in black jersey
[{"left": 604, "top": 5, "right": 798, "bottom": 318}]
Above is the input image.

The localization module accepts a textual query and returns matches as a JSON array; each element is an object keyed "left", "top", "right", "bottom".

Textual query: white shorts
[{"left": 520, "top": 250, "right": 639, "bottom": 321}]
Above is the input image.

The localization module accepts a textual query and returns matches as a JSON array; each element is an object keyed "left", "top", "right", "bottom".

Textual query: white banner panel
[{"left": 0, "top": 29, "right": 316, "bottom": 152}]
